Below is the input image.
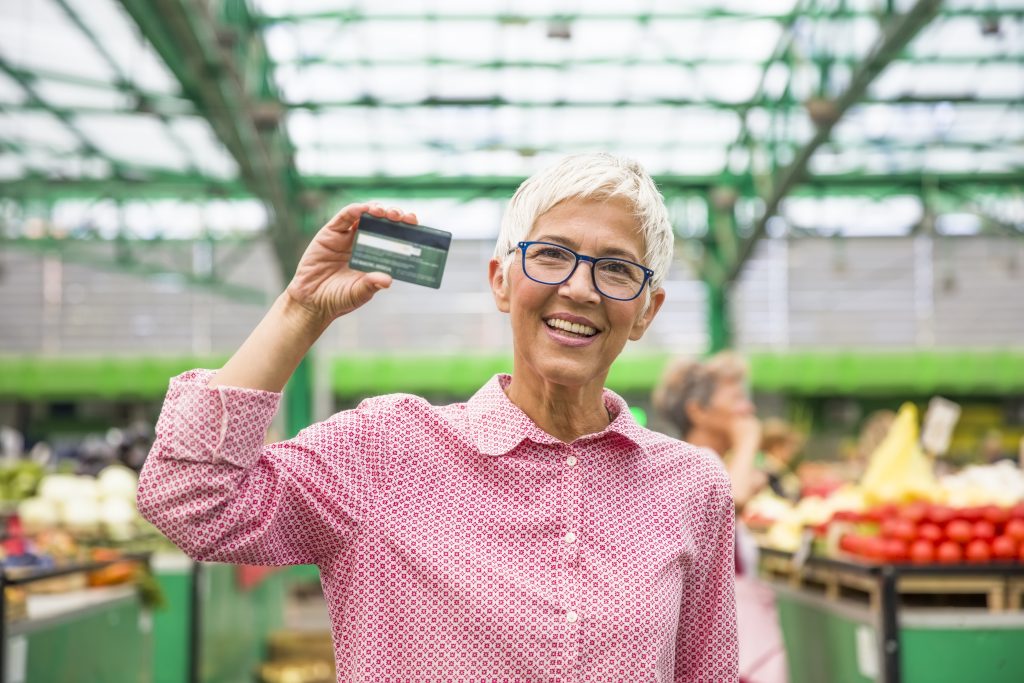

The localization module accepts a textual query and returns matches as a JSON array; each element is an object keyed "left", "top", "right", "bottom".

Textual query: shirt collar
[{"left": 467, "top": 374, "right": 645, "bottom": 457}]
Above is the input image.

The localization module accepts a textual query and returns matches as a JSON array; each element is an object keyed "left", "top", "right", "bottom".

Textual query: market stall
[
  {"left": 0, "top": 554, "right": 153, "bottom": 683},
  {"left": 747, "top": 402, "right": 1024, "bottom": 683},
  {"left": 2, "top": 459, "right": 287, "bottom": 683}
]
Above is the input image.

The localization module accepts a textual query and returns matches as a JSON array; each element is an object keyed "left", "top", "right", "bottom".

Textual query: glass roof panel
[
  {"left": 0, "top": 0, "right": 115, "bottom": 83},
  {"left": 32, "top": 79, "right": 132, "bottom": 110},
  {"left": 0, "top": 110, "right": 82, "bottom": 154},
  {"left": 0, "top": 0, "right": 1019, "bottom": 241},
  {"left": 60, "top": 0, "right": 180, "bottom": 95},
  {"left": 167, "top": 118, "right": 240, "bottom": 179},
  {"left": 74, "top": 114, "right": 191, "bottom": 171},
  {"left": 0, "top": 71, "right": 27, "bottom": 105}
]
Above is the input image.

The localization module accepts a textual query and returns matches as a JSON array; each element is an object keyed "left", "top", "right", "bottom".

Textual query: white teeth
[{"left": 546, "top": 318, "right": 597, "bottom": 336}]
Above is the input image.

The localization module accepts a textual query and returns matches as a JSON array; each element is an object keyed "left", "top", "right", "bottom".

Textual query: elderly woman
[
  {"left": 653, "top": 353, "right": 785, "bottom": 683},
  {"left": 138, "top": 153, "right": 737, "bottom": 681}
]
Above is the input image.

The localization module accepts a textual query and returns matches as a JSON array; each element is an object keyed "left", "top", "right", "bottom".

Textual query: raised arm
[
  {"left": 137, "top": 203, "right": 417, "bottom": 566},
  {"left": 211, "top": 202, "right": 417, "bottom": 392}
]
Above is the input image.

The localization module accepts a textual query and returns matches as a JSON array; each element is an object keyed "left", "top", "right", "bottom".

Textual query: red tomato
[
  {"left": 1006, "top": 518, "right": 1024, "bottom": 543},
  {"left": 965, "top": 539, "right": 992, "bottom": 564},
  {"left": 936, "top": 541, "right": 963, "bottom": 564},
  {"left": 863, "top": 537, "right": 886, "bottom": 562},
  {"left": 864, "top": 507, "right": 885, "bottom": 523},
  {"left": 880, "top": 518, "right": 899, "bottom": 538},
  {"left": 917, "top": 522, "right": 944, "bottom": 543},
  {"left": 893, "top": 519, "right": 916, "bottom": 542},
  {"left": 926, "top": 505, "right": 954, "bottom": 525},
  {"left": 945, "top": 519, "right": 973, "bottom": 544},
  {"left": 959, "top": 507, "right": 984, "bottom": 523},
  {"left": 883, "top": 538, "right": 909, "bottom": 563},
  {"left": 1011, "top": 502, "right": 1024, "bottom": 520},
  {"left": 899, "top": 503, "right": 928, "bottom": 524},
  {"left": 991, "top": 536, "right": 1018, "bottom": 561},
  {"left": 973, "top": 520, "right": 997, "bottom": 541},
  {"left": 982, "top": 505, "right": 1011, "bottom": 526},
  {"left": 909, "top": 540, "right": 935, "bottom": 565},
  {"left": 839, "top": 534, "right": 858, "bottom": 554}
]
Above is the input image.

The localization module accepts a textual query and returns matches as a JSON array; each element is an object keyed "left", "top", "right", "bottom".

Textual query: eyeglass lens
[{"left": 522, "top": 243, "right": 645, "bottom": 300}]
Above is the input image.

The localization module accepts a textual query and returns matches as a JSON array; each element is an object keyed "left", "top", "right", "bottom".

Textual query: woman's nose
[{"left": 558, "top": 262, "right": 602, "bottom": 303}]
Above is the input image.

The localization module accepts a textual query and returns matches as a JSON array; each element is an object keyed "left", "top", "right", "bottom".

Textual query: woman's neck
[
  {"left": 504, "top": 372, "right": 611, "bottom": 444},
  {"left": 685, "top": 426, "right": 730, "bottom": 456}
]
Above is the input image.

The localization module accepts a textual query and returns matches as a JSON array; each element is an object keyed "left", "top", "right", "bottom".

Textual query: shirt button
[
  {"left": 564, "top": 531, "right": 577, "bottom": 544},
  {"left": 565, "top": 611, "right": 579, "bottom": 624},
  {"left": 566, "top": 455, "right": 578, "bottom": 467}
]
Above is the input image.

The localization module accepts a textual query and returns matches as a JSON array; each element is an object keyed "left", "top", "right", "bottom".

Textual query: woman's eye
[{"left": 537, "top": 248, "right": 570, "bottom": 259}]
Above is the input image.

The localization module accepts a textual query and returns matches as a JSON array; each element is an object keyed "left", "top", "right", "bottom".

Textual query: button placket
[{"left": 564, "top": 446, "right": 585, "bottom": 678}]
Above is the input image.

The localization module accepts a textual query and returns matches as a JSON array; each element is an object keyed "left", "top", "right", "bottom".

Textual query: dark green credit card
[{"left": 349, "top": 213, "right": 452, "bottom": 289}]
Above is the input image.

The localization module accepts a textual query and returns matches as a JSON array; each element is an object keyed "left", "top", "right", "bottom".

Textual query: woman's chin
[{"left": 526, "top": 355, "right": 609, "bottom": 389}]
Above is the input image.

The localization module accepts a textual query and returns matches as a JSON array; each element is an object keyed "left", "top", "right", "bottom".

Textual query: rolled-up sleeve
[
  {"left": 674, "top": 466, "right": 739, "bottom": 682},
  {"left": 137, "top": 369, "right": 384, "bottom": 567}
]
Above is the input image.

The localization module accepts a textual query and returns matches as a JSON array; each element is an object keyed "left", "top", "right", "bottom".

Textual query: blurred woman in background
[{"left": 654, "top": 352, "right": 787, "bottom": 683}]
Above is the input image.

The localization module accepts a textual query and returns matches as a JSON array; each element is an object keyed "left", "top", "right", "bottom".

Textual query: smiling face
[{"left": 489, "top": 197, "right": 666, "bottom": 390}]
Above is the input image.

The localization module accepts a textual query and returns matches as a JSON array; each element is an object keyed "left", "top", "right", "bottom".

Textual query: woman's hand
[
  {"left": 286, "top": 203, "right": 418, "bottom": 325},
  {"left": 729, "top": 414, "right": 762, "bottom": 455}
]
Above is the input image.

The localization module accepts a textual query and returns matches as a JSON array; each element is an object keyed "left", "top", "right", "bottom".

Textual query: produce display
[
  {"left": 746, "top": 402, "right": 1024, "bottom": 566},
  {"left": 18, "top": 465, "right": 145, "bottom": 540},
  {"left": 0, "top": 462, "right": 168, "bottom": 620}
]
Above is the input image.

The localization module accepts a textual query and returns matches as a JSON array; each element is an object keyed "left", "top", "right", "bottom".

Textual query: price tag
[
  {"left": 855, "top": 625, "right": 880, "bottom": 678},
  {"left": 921, "top": 396, "right": 961, "bottom": 456},
  {"left": 6, "top": 635, "right": 27, "bottom": 683},
  {"left": 792, "top": 528, "right": 816, "bottom": 570}
]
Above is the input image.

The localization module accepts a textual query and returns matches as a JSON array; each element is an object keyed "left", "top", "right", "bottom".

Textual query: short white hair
[{"left": 493, "top": 153, "right": 675, "bottom": 302}]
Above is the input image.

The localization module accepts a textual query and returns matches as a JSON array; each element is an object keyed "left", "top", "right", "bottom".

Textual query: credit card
[{"left": 349, "top": 213, "right": 452, "bottom": 289}]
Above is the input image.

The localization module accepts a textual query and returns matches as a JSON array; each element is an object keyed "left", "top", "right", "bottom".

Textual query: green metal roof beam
[
  {"left": 285, "top": 96, "right": 1022, "bottom": 111},
  {"left": 724, "top": 0, "right": 946, "bottom": 284},
  {"left": 0, "top": 137, "right": 239, "bottom": 195},
  {"left": 117, "top": 0, "right": 307, "bottom": 276},
  {"left": 301, "top": 141, "right": 1024, "bottom": 155},
  {"left": 0, "top": 173, "right": 249, "bottom": 201},
  {"left": 2, "top": 170, "right": 1019, "bottom": 204},
  {"left": 0, "top": 66, "right": 197, "bottom": 114},
  {"left": 256, "top": 9, "right": 1024, "bottom": 24},
  {"left": 281, "top": 55, "right": 1024, "bottom": 69},
  {"left": 304, "top": 170, "right": 1024, "bottom": 196}
]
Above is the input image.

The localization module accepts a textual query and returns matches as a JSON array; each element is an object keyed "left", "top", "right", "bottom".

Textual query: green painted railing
[{"left": 1, "top": 349, "right": 1023, "bottom": 399}]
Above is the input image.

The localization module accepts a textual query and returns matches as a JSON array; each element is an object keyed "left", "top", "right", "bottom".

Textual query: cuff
[{"left": 153, "top": 369, "right": 282, "bottom": 468}]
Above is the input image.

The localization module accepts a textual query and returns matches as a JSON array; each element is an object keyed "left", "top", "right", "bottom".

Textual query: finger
[
  {"left": 325, "top": 203, "right": 372, "bottom": 232},
  {"left": 385, "top": 206, "right": 402, "bottom": 221},
  {"left": 349, "top": 271, "right": 393, "bottom": 307},
  {"left": 401, "top": 212, "right": 418, "bottom": 225},
  {"left": 365, "top": 203, "right": 388, "bottom": 218}
]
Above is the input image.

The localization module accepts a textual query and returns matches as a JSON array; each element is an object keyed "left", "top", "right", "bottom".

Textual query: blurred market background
[{"left": 0, "top": 0, "right": 1022, "bottom": 682}]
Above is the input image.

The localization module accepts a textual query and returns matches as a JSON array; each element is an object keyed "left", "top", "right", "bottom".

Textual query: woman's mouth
[
  {"left": 543, "top": 316, "right": 600, "bottom": 347},
  {"left": 545, "top": 317, "right": 598, "bottom": 338}
]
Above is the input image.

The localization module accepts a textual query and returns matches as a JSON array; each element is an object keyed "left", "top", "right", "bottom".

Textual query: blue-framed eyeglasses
[{"left": 512, "top": 241, "right": 654, "bottom": 301}]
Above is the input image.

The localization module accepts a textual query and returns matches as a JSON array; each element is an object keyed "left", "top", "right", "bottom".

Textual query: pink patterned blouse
[{"left": 138, "top": 370, "right": 737, "bottom": 682}]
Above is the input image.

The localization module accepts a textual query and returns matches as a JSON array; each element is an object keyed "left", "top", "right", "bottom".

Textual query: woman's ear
[
  {"left": 628, "top": 287, "right": 666, "bottom": 341},
  {"left": 488, "top": 258, "right": 510, "bottom": 313},
  {"left": 684, "top": 398, "right": 705, "bottom": 429}
]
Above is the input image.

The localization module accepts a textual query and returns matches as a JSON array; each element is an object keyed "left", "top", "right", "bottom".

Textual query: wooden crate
[{"left": 758, "top": 553, "right": 1014, "bottom": 613}]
